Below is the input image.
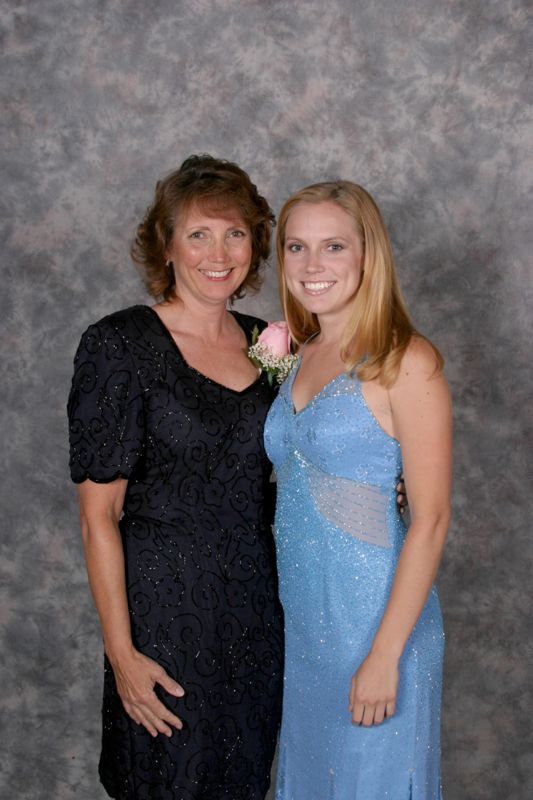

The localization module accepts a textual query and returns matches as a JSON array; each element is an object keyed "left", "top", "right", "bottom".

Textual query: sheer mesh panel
[{"left": 296, "top": 452, "right": 390, "bottom": 548}]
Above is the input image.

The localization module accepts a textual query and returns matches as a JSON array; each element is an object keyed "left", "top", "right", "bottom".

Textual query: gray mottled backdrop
[{"left": 1, "top": 0, "right": 532, "bottom": 798}]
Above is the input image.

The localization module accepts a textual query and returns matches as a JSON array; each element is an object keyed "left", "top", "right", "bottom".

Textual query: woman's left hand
[{"left": 348, "top": 651, "right": 399, "bottom": 726}]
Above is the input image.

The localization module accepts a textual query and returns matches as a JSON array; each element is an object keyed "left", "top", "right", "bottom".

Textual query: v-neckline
[
  {"left": 289, "top": 355, "right": 401, "bottom": 444},
  {"left": 290, "top": 356, "right": 347, "bottom": 416},
  {"left": 144, "top": 305, "right": 262, "bottom": 396}
]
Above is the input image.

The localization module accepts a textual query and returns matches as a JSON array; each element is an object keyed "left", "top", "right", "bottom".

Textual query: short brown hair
[{"left": 131, "top": 154, "right": 275, "bottom": 301}]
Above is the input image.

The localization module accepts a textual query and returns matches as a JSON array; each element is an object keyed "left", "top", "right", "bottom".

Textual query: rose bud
[{"left": 257, "top": 321, "right": 291, "bottom": 357}]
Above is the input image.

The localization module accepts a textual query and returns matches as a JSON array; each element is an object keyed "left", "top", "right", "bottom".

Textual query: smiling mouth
[
  {"left": 200, "top": 269, "right": 233, "bottom": 280},
  {"left": 302, "top": 281, "right": 336, "bottom": 294}
]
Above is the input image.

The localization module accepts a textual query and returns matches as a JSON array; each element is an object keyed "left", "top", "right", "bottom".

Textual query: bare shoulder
[
  {"left": 389, "top": 337, "right": 451, "bottom": 442},
  {"left": 394, "top": 336, "right": 445, "bottom": 386},
  {"left": 389, "top": 336, "right": 450, "bottom": 416}
]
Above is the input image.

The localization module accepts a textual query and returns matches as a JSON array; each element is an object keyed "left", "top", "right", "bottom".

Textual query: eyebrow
[
  {"left": 285, "top": 235, "right": 351, "bottom": 243},
  {"left": 185, "top": 220, "right": 247, "bottom": 230}
]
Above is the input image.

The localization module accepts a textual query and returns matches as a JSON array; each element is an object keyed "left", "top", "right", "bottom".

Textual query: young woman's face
[
  {"left": 167, "top": 204, "right": 252, "bottom": 306},
  {"left": 283, "top": 201, "right": 364, "bottom": 322}
]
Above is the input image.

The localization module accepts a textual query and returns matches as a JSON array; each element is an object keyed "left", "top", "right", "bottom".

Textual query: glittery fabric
[
  {"left": 264, "top": 363, "right": 444, "bottom": 800},
  {"left": 67, "top": 305, "right": 283, "bottom": 800}
]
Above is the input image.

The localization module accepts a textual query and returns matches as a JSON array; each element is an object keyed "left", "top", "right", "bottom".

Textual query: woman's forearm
[
  {"left": 79, "top": 507, "right": 185, "bottom": 736},
  {"left": 80, "top": 512, "right": 134, "bottom": 665},
  {"left": 371, "top": 511, "right": 450, "bottom": 661}
]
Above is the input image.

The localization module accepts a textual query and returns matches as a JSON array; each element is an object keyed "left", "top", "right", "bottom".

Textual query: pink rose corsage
[{"left": 248, "top": 321, "right": 298, "bottom": 386}]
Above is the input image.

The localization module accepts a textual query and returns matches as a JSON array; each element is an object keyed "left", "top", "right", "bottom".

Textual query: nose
[
  {"left": 304, "top": 249, "right": 325, "bottom": 273},
  {"left": 209, "top": 236, "right": 229, "bottom": 263}
]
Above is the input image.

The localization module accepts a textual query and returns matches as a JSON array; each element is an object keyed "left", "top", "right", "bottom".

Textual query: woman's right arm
[{"left": 77, "top": 479, "right": 185, "bottom": 737}]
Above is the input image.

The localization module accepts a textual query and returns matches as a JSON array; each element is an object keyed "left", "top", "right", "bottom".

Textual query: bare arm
[
  {"left": 349, "top": 339, "right": 452, "bottom": 726},
  {"left": 77, "top": 479, "right": 185, "bottom": 736}
]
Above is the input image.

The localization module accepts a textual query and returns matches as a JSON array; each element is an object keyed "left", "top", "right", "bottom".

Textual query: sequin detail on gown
[
  {"left": 264, "top": 365, "right": 444, "bottom": 800},
  {"left": 68, "top": 306, "right": 283, "bottom": 800}
]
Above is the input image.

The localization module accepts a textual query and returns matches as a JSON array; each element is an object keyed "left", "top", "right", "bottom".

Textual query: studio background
[{"left": 1, "top": 1, "right": 532, "bottom": 798}]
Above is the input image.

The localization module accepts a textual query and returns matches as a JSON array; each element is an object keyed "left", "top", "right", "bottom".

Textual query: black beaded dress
[{"left": 67, "top": 305, "right": 283, "bottom": 800}]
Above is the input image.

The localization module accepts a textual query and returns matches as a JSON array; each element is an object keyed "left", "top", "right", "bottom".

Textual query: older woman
[
  {"left": 67, "top": 155, "right": 283, "bottom": 800},
  {"left": 264, "top": 181, "right": 452, "bottom": 799}
]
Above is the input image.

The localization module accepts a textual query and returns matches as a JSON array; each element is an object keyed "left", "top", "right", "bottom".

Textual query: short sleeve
[{"left": 67, "top": 320, "right": 145, "bottom": 483}]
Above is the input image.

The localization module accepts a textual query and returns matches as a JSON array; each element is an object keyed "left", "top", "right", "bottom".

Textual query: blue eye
[{"left": 287, "top": 243, "right": 303, "bottom": 253}]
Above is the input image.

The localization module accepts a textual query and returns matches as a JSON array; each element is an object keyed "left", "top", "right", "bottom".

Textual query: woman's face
[
  {"left": 283, "top": 200, "right": 364, "bottom": 322},
  {"left": 167, "top": 204, "right": 252, "bottom": 306}
]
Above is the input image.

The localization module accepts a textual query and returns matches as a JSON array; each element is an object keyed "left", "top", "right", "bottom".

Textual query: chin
[{"left": 297, "top": 295, "right": 335, "bottom": 313}]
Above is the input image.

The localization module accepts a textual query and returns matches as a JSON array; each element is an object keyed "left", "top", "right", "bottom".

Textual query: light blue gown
[{"left": 264, "top": 363, "right": 444, "bottom": 800}]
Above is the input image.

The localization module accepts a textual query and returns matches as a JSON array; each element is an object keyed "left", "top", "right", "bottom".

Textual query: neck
[
  {"left": 158, "top": 294, "right": 233, "bottom": 341},
  {"left": 314, "top": 309, "right": 351, "bottom": 350}
]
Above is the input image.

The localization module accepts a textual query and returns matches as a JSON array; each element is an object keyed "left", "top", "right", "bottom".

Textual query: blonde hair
[{"left": 276, "top": 181, "right": 443, "bottom": 387}]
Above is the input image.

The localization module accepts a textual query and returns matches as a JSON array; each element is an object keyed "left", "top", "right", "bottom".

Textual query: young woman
[{"left": 264, "top": 181, "right": 452, "bottom": 799}]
